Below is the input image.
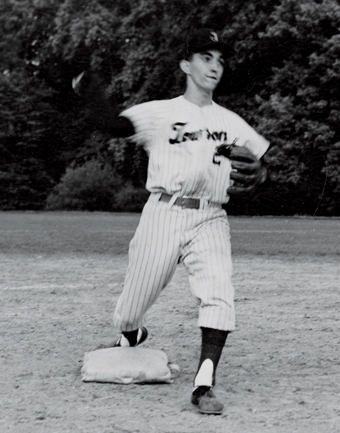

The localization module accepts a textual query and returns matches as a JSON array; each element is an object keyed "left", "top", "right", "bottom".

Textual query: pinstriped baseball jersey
[{"left": 121, "top": 96, "right": 269, "bottom": 203}]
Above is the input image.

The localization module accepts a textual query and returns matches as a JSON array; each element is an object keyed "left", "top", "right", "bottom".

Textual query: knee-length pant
[{"left": 113, "top": 193, "right": 235, "bottom": 332}]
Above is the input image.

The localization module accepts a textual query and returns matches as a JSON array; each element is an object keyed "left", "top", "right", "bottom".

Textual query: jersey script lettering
[{"left": 169, "top": 122, "right": 228, "bottom": 145}]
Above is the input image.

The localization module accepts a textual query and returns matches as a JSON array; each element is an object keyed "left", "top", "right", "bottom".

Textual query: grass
[{"left": 0, "top": 211, "right": 339, "bottom": 258}]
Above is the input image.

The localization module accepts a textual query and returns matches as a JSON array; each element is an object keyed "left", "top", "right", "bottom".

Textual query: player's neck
[{"left": 183, "top": 86, "right": 213, "bottom": 108}]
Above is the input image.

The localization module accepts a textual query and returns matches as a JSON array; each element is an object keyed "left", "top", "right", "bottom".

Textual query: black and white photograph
[{"left": 1, "top": 1, "right": 339, "bottom": 432}]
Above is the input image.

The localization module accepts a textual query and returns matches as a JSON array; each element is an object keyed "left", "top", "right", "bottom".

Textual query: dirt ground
[{"left": 1, "top": 213, "right": 339, "bottom": 433}]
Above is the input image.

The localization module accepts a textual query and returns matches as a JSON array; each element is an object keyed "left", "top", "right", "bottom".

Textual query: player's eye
[{"left": 201, "top": 53, "right": 212, "bottom": 62}]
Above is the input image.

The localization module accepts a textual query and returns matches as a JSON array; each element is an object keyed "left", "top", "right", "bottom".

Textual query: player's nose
[
  {"left": 210, "top": 62, "right": 218, "bottom": 72},
  {"left": 210, "top": 62, "right": 220, "bottom": 75},
  {"left": 210, "top": 59, "right": 222, "bottom": 74}
]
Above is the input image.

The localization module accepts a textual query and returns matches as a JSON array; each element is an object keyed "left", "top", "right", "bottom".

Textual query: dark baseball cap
[{"left": 184, "top": 28, "right": 235, "bottom": 59}]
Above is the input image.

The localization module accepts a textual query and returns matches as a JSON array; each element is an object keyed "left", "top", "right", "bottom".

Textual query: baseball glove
[{"left": 227, "top": 145, "right": 267, "bottom": 195}]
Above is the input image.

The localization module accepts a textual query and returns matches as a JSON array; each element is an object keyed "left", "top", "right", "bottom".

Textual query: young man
[{"left": 73, "top": 28, "right": 269, "bottom": 415}]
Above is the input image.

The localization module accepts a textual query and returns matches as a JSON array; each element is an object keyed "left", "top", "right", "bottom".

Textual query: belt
[{"left": 159, "top": 193, "right": 201, "bottom": 209}]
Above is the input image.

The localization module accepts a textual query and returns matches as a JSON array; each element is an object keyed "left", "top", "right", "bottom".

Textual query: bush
[
  {"left": 46, "top": 160, "right": 122, "bottom": 211},
  {"left": 114, "top": 183, "right": 150, "bottom": 212}
]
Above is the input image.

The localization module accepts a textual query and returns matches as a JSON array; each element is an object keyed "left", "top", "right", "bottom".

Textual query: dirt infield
[{"left": 1, "top": 213, "right": 339, "bottom": 433}]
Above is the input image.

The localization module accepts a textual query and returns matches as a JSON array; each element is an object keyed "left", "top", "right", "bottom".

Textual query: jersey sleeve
[
  {"left": 230, "top": 111, "right": 270, "bottom": 160},
  {"left": 120, "top": 101, "right": 160, "bottom": 149}
]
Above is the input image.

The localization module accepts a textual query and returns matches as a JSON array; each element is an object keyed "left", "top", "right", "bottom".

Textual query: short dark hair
[{"left": 184, "top": 49, "right": 224, "bottom": 62}]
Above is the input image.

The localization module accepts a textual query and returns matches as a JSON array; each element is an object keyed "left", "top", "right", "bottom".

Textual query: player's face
[{"left": 186, "top": 50, "right": 225, "bottom": 92}]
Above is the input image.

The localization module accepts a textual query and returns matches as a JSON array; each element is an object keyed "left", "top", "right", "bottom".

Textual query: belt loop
[
  {"left": 199, "top": 198, "right": 206, "bottom": 210},
  {"left": 168, "top": 193, "right": 179, "bottom": 208},
  {"left": 156, "top": 192, "right": 163, "bottom": 203}
]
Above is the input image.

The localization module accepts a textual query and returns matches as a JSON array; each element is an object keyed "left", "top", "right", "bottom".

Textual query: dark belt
[{"left": 159, "top": 193, "right": 200, "bottom": 209}]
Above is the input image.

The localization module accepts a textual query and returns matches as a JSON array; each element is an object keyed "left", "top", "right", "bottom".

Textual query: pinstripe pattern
[
  {"left": 121, "top": 96, "right": 269, "bottom": 204},
  {"left": 113, "top": 193, "right": 234, "bottom": 332},
  {"left": 114, "top": 95, "right": 269, "bottom": 333}
]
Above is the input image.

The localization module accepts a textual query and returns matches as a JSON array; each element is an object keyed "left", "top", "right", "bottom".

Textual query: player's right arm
[{"left": 72, "top": 70, "right": 135, "bottom": 138}]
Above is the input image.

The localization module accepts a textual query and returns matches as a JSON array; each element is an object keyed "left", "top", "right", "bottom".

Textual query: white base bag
[{"left": 81, "top": 347, "right": 179, "bottom": 384}]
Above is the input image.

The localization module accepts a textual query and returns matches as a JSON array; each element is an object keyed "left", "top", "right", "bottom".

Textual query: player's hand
[
  {"left": 72, "top": 69, "right": 125, "bottom": 135},
  {"left": 72, "top": 70, "right": 107, "bottom": 100},
  {"left": 227, "top": 146, "right": 267, "bottom": 196},
  {"left": 72, "top": 71, "right": 85, "bottom": 96}
]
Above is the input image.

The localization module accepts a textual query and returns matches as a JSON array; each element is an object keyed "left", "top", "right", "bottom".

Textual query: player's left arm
[{"left": 227, "top": 146, "right": 267, "bottom": 196}]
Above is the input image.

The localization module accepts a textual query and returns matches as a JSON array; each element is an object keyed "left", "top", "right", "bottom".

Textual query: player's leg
[
  {"left": 183, "top": 211, "right": 234, "bottom": 331},
  {"left": 182, "top": 211, "right": 234, "bottom": 414},
  {"left": 190, "top": 327, "right": 228, "bottom": 414},
  {"left": 113, "top": 195, "right": 184, "bottom": 341}
]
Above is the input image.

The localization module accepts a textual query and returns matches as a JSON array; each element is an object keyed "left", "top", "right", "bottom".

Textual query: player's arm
[
  {"left": 72, "top": 70, "right": 135, "bottom": 137},
  {"left": 227, "top": 146, "right": 267, "bottom": 196}
]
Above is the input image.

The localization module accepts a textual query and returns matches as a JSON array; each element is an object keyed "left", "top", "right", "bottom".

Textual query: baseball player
[{"left": 73, "top": 28, "right": 269, "bottom": 415}]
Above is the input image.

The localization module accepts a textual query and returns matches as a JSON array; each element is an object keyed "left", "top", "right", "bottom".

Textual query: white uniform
[{"left": 113, "top": 96, "right": 269, "bottom": 332}]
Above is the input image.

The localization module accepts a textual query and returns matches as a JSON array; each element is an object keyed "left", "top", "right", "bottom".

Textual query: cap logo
[{"left": 210, "top": 32, "right": 218, "bottom": 42}]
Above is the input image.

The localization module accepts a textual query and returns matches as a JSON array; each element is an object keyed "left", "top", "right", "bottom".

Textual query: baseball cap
[{"left": 184, "top": 28, "right": 235, "bottom": 59}]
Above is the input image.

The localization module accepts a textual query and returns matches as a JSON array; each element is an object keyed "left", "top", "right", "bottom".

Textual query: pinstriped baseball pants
[{"left": 113, "top": 192, "right": 235, "bottom": 332}]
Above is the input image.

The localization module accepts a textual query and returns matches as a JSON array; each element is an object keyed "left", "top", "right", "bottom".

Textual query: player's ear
[{"left": 180, "top": 59, "right": 190, "bottom": 75}]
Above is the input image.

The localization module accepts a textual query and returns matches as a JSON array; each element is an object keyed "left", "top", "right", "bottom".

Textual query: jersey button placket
[{"left": 175, "top": 137, "right": 187, "bottom": 194}]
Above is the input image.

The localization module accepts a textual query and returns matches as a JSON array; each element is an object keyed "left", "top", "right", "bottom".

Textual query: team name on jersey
[{"left": 169, "top": 122, "right": 228, "bottom": 145}]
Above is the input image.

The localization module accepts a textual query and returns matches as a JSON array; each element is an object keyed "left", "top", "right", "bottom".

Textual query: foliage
[
  {"left": 0, "top": 161, "right": 53, "bottom": 210},
  {"left": 46, "top": 159, "right": 122, "bottom": 211},
  {"left": 0, "top": 0, "right": 71, "bottom": 209},
  {"left": 252, "top": 0, "right": 340, "bottom": 215},
  {"left": 1, "top": 0, "right": 339, "bottom": 214},
  {"left": 114, "top": 184, "right": 150, "bottom": 212}
]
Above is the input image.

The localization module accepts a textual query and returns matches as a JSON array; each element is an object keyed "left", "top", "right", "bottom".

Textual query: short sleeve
[
  {"left": 230, "top": 112, "right": 270, "bottom": 159},
  {"left": 120, "top": 101, "right": 161, "bottom": 148}
]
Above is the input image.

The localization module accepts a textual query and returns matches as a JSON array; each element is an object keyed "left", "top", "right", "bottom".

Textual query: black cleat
[{"left": 191, "top": 386, "right": 224, "bottom": 415}]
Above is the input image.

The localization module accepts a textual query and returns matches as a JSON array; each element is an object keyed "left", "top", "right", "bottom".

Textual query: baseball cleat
[
  {"left": 191, "top": 386, "right": 224, "bottom": 415},
  {"left": 114, "top": 327, "right": 148, "bottom": 347}
]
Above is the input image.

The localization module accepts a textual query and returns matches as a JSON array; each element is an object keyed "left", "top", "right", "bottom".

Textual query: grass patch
[{"left": 0, "top": 212, "right": 339, "bottom": 258}]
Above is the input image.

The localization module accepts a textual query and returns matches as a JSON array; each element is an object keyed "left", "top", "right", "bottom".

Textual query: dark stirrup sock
[{"left": 194, "top": 327, "right": 229, "bottom": 387}]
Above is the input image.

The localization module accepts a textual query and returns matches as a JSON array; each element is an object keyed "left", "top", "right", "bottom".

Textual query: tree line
[{"left": 1, "top": 0, "right": 339, "bottom": 215}]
